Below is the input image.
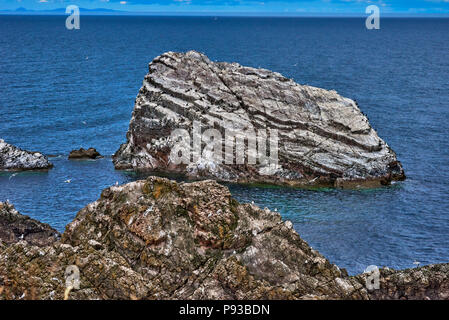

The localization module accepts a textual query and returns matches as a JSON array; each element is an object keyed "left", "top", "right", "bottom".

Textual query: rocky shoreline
[
  {"left": 0, "top": 177, "right": 447, "bottom": 300},
  {"left": 113, "top": 51, "right": 405, "bottom": 189}
]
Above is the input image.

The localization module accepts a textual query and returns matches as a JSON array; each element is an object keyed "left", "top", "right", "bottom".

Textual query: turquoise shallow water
[{"left": 1, "top": 16, "right": 448, "bottom": 275}]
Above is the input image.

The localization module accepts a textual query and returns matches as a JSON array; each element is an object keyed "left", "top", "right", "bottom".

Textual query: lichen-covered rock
[
  {"left": 0, "top": 202, "right": 60, "bottom": 247},
  {"left": 113, "top": 51, "right": 405, "bottom": 188},
  {"left": 68, "top": 148, "right": 103, "bottom": 160},
  {"left": 0, "top": 139, "right": 53, "bottom": 171},
  {"left": 60, "top": 176, "right": 349, "bottom": 299},
  {"left": 0, "top": 178, "right": 447, "bottom": 300},
  {"left": 354, "top": 264, "right": 449, "bottom": 300}
]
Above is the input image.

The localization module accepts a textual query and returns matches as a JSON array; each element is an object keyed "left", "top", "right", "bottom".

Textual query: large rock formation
[
  {"left": 0, "top": 139, "right": 53, "bottom": 171},
  {"left": 1, "top": 177, "right": 447, "bottom": 300},
  {"left": 0, "top": 202, "right": 59, "bottom": 247},
  {"left": 113, "top": 51, "right": 405, "bottom": 188}
]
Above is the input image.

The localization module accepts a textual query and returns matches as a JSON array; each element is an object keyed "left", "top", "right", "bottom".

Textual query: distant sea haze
[{"left": 0, "top": 16, "right": 448, "bottom": 275}]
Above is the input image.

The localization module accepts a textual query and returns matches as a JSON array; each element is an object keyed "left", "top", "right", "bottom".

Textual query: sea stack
[
  {"left": 113, "top": 51, "right": 405, "bottom": 188},
  {"left": 0, "top": 139, "right": 53, "bottom": 171}
]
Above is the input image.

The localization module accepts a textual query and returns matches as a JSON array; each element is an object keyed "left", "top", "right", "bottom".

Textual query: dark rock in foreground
[
  {"left": 0, "top": 177, "right": 447, "bottom": 300},
  {"left": 68, "top": 148, "right": 103, "bottom": 160},
  {"left": 0, "top": 202, "right": 60, "bottom": 247},
  {"left": 0, "top": 139, "right": 53, "bottom": 171},
  {"left": 113, "top": 51, "right": 405, "bottom": 188}
]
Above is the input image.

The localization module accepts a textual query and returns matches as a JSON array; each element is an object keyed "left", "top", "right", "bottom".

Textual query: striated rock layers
[
  {"left": 0, "top": 139, "right": 53, "bottom": 171},
  {"left": 1, "top": 177, "right": 447, "bottom": 300},
  {"left": 113, "top": 51, "right": 405, "bottom": 188}
]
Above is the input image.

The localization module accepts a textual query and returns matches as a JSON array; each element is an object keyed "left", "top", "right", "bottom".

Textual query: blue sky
[{"left": 1, "top": 0, "right": 449, "bottom": 15}]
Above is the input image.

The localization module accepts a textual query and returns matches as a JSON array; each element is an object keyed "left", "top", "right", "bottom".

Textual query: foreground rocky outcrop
[
  {"left": 113, "top": 51, "right": 405, "bottom": 188},
  {"left": 68, "top": 148, "right": 103, "bottom": 160},
  {"left": 0, "top": 139, "right": 53, "bottom": 171},
  {"left": 0, "top": 202, "right": 60, "bottom": 247},
  {"left": 0, "top": 177, "right": 447, "bottom": 300}
]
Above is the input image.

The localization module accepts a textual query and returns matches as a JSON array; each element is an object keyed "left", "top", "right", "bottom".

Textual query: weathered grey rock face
[
  {"left": 0, "top": 202, "right": 60, "bottom": 247},
  {"left": 113, "top": 51, "right": 405, "bottom": 188},
  {"left": 0, "top": 139, "right": 53, "bottom": 171},
  {"left": 0, "top": 178, "right": 447, "bottom": 300}
]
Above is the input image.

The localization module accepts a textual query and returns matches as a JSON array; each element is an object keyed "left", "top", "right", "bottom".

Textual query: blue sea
[{"left": 0, "top": 16, "right": 448, "bottom": 275}]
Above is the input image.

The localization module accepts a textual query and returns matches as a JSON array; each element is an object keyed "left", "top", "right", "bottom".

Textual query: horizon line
[{"left": 1, "top": 11, "right": 449, "bottom": 18}]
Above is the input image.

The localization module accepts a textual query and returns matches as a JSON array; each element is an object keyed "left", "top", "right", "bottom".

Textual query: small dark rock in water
[
  {"left": 68, "top": 148, "right": 103, "bottom": 160},
  {"left": 0, "top": 139, "right": 53, "bottom": 171},
  {"left": 0, "top": 202, "right": 60, "bottom": 247},
  {"left": 0, "top": 178, "right": 448, "bottom": 300}
]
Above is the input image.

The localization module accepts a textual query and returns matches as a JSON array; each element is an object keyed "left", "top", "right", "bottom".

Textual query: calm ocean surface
[{"left": 0, "top": 16, "right": 448, "bottom": 275}]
